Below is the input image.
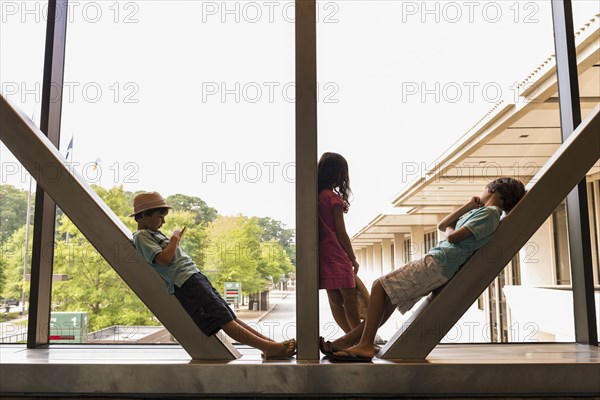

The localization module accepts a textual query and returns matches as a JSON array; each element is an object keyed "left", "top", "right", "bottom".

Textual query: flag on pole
[{"left": 65, "top": 136, "right": 74, "bottom": 161}]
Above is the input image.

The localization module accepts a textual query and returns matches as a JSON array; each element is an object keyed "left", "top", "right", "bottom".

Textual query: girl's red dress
[{"left": 318, "top": 189, "right": 356, "bottom": 289}]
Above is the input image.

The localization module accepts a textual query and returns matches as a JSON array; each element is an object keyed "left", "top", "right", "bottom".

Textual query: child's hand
[
  {"left": 352, "top": 259, "right": 360, "bottom": 274},
  {"left": 467, "top": 196, "right": 482, "bottom": 209},
  {"left": 172, "top": 226, "right": 186, "bottom": 240}
]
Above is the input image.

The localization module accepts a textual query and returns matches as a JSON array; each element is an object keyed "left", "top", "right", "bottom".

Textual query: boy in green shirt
[
  {"left": 131, "top": 192, "right": 295, "bottom": 359},
  {"left": 321, "top": 177, "right": 525, "bottom": 361}
]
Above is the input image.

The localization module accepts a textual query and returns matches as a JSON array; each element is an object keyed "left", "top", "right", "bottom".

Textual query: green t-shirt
[
  {"left": 133, "top": 229, "right": 198, "bottom": 294},
  {"left": 428, "top": 206, "right": 502, "bottom": 279}
]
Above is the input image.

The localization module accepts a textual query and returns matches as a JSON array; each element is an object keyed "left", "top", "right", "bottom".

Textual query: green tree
[
  {"left": 0, "top": 226, "right": 29, "bottom": 302},
  {"left": 204, "top": 215, "right": 296, "bottom": 296},
  {"left": 1, "top": 183, "right": 298, "bottom": 333},
  {"left": 166, "top": 194, "right": 217, "bottom": 226},
  {"left": 47, "top": 186, "right": 213, "bottom": 331},
  {"left": 51, "top": 223, "right": 154, "bottom": 331},
  {"left": 254, "top": 216, "right": 296, "bottom": 267},
  {"left": 50, "top": 187, "right": 155, "bottom": 331},
  {"left": 94, "top": 185, "right": 132, "bottom": 218},
  {"left": 259, "top": 239, "right": 294, "bottom": 283},
  {"left": 158, "top": 209, "right": 207, "bottom": 268},
  {"left": 254, "top": 217, "right": 294, "bottom": 247},
  {"left": 0, "top": 258, "right": 6, "bottom": 296},
  {"left": 204, "top": 215, "right": 264, "bottom": 295},
  {"left": 0, "top": 185, "right": 29, "bottom": 242}
]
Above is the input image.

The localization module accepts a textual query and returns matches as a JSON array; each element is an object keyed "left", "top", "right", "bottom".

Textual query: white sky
[{"left": 1, "top": 0, "right": 599, "bottom": 234}]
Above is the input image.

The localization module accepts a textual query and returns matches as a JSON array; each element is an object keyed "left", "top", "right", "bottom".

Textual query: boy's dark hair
[
  {"left": 486, "top": 177, "right": 526, "bottom": 213},
  {"left": 134, "top": 207, "right": 170, "bottom": 221},
  {"left": 318, "top": 152, "right": 352, "bottom": 212}
]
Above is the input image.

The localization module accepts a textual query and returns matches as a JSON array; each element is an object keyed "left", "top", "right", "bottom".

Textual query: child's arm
[
  {"left": 437, "top": 197, "right": 481, "bottom": 244},
  {"left": 333, "top": 205, "right": 360, "bottom": 273},
  {"left": 154, "top": 228, "right": 186, "bottom": 266}
]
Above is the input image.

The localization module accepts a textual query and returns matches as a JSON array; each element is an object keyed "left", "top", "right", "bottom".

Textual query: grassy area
[{"left": 0, "top": 312, "right": 22, "bottom": 322}]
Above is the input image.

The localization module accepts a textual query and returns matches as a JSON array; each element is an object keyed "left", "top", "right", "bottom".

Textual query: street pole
[{"left": 22, "top": 175, "right": 33, "bottom": 316}]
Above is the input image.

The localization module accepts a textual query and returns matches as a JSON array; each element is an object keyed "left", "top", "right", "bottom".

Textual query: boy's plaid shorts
[{"left": 380, "top": 255, "right": 448, "bottom": 314}]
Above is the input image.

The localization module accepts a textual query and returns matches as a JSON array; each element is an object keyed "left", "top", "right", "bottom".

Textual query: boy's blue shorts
[{"left": 174, "top": 272, "right": 236, "bottom": 337}]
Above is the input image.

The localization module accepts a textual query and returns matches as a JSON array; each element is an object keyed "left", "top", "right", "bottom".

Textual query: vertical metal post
[
  {"left": 551, "top": 0, "right": 597, "bottom": 345},
  {"left": 27, "top": 0, "right": 68, "bottom": 348},
  {"left": 295, "top": 0, "right": 319, "bottom": 360},
  {"left": 21, "top": 176, "right": 33, "bottom": 316}
]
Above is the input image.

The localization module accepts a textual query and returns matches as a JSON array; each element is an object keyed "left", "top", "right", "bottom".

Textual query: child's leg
[
  {"left": 234, "top": 318, "right": 275, "bottom": 342},
  {"left": 339, "top": 287, "right": 361, "bottom": 329},
  {"left": 221, "top": 319, "right": 294, "bottom": 358},
  {"left": 356, "top": 279, "right": 395, "bottom": 348},
  {"left": 333, "top": 279, "right": 395, "bottom": 358},
  {"left": 328, "top": 320, "right": 364, "bottom": 350},
  {"left": 326, "top": 289, "right": 352, "bottom": 333},
  {"left": 329, "top": 281, "right": 396, "bottom": 351}
]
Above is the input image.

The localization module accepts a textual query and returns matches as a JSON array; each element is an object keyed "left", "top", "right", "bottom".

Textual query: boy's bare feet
[{"left": 329, "top": 336, "right": 354, "bottom": 351}]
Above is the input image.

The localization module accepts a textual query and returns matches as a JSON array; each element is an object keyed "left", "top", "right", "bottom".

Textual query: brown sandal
[
  {"left": 263, "top": 339, "right": 296, "bottom": 360},
  {"left": 319, "top": 336, "right": 336, "bottom": 357}
]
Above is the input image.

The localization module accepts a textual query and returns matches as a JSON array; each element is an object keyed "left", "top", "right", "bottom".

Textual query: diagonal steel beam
[
  {"left": 0, "top": 95, "right": 240, "bottom": 360},
  {"left": 380, "top": 105, "right": 600, "bottom": 359}
]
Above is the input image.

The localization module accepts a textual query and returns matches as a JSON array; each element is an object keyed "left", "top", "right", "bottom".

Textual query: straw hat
[
  {"left": 355, "top": 275, "right": 370, "bottom": 320},
  {"left": 129, "top": 192, "right": 172, "bottom": 217}
]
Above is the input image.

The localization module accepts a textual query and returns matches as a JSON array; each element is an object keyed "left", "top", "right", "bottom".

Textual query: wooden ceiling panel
[
  {"left": 470, "top": 144, "right": 560, "bottom": 158},
  {"left": 488, "top": 127, "right": 562, "bottom": 145},
  {"left": 579, "top": 66, "right": 600, "bottom": 97},
  {"left": 510, "top": 107, "right": 560, "bottom": 128}
]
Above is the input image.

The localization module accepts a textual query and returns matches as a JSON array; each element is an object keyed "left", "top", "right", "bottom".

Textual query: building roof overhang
[{"left": 352, "top": 15, "right": 600, "bottom": 248}]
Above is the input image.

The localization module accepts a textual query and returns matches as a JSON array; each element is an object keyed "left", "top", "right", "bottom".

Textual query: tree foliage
[
  {"left": 0, "top": 184, "right": 295, "bottom": 333},
  {"left": 204, "top": 215, "right": 264, "bottom": 294},
  {"left": 51, "top": 186, "right": 155, "bottom": 331},
  {"left": 166, "top": 194, "right": 217, "bottom": 226},
  {"left": 254, "top": 216, "right": 296, "bottom": 267},
  {"left": 0, "top": 185, "right": 29, "bottom": 242},
  {"left": 0, "top": 226, "right": 29, "bottom": 302}
]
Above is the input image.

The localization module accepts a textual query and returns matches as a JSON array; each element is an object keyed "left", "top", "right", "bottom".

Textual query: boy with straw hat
[{"left": 130, "top": 192, "right": 296, "bottom": 359}]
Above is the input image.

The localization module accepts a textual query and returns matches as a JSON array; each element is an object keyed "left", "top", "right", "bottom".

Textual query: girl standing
[{"left": 318, "top": 152, "right": 360, "bottom": 333}]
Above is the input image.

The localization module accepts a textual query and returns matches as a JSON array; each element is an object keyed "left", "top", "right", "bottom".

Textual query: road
[
  {"left": 248, "top": 290, "right": 401, "bottom": 343},
  {"left": 0, "top": 290, "right": 405, "bottom": 345}
]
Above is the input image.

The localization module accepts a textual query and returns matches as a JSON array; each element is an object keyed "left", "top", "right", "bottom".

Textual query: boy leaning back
[
  {"left": 131, "top": 192, "right": 296, "bottom": 359},
  {"left": 321, "top": 177, "right": 526, "bottom": 361}
]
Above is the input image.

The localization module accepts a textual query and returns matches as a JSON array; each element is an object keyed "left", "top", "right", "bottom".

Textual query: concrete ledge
[{"left": 1, "top": 344, "right": 598, "bottom": 397}]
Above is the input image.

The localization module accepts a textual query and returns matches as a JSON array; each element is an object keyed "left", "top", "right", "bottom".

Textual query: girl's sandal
[{"left": 319, "top": 336, "right": 336, "bottom": 358}]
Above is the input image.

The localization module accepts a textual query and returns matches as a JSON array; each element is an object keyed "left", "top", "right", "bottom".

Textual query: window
[
  {"left": 588, "top": 180, "right": 600, "bottom": 285},
  {"left": 404, "top": 238, "right": 411, "bottom": 263},
  {"left": 0, "top": 3, "right": 46, "bottom": 343},
  {"left": 49, "top": 1, "right": 295, "bottom": 345},
  {"left": 424, "top": 231, "right": 437, "bottom": 253},
  {"left": 485, "top": 255, "right": 521, "bottom": 342}
]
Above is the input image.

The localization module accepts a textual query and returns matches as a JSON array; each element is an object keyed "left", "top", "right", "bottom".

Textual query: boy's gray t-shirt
[
  {"left": 133, "top": 229, "right": 198, "bottom": 294},
  {"left": 428, "top": 206, "right": 502, "bottom": 279}
]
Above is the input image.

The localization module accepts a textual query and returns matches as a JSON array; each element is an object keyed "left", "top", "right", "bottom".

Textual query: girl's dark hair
[
  {"left": 318, "top": 152, "right": 351, "bottom": 212},
  {"left": 134, "top": 207, "right": 169, "bottom": 221},
  {"left": 486, "top": 177, "right": 526, "bottom": 213}
]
